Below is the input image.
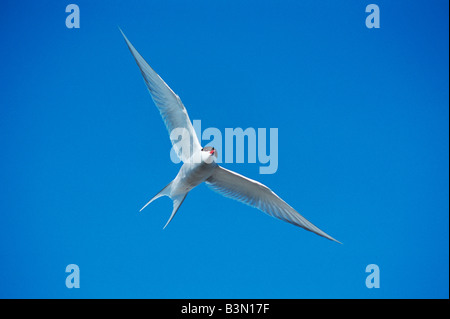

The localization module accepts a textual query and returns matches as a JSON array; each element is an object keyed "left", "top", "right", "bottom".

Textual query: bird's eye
[{"left": 201, "top": 148, "right": 204, "bottom": 151}]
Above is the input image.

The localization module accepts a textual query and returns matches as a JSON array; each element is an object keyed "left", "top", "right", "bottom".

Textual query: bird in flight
[{"left": 120, "top": 29, "right": 340, "bottom": 243}]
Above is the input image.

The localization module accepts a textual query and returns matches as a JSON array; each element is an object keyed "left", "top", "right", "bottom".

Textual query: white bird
[{"left": 120, "top": 29, "right": 341, "bottom": 243}]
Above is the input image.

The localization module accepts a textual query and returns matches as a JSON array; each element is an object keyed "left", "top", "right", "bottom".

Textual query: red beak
[{"left": 210, "top": 150, "right": 215, "bottom": 155}]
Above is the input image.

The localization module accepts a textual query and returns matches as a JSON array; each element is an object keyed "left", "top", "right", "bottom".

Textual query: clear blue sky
[{"left": 0, "top": 0, "right": 448, "bottom": 298}]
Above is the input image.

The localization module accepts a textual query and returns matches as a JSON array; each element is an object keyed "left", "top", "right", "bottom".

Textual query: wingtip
[
  {"left": 317, "top": 229, "right": 342, "bottom": 244},
  {"left": 119, "top": 29, "right": 128, "bottom": 42},
  {"left": 118, "top": 27, "right": 131, "bottom": 45},
  {"left": 327, "top": 236, "right": 343, "bottom": 245}
]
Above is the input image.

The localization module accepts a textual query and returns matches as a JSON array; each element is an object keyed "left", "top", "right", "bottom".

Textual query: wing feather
[
  {"left": 206, "top": 166, "right": 341, "bottom": 243},
  {"left": 120, "top": 29, "right": 201, "bottom": 162}
]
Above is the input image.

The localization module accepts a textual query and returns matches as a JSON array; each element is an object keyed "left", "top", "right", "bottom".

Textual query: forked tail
[{"left": 139, "top": 181, "right": 187, "bottom": 229}]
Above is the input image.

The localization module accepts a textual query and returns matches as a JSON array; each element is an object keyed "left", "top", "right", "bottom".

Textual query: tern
[{"left": 120, "top": 30, "right": 341, "bottom": 243}]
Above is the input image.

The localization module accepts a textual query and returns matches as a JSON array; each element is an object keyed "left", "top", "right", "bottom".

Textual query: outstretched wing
[
  {"left": 120, "top": 29, "right": 202, "bottom": 162},
  {"left": 206, "top": 166, "right": 341, "bottom": 243}
]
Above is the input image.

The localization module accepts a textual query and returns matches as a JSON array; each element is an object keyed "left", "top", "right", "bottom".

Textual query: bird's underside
[{"left": 120, "top": 29, "right": 341, "bottom": 244}]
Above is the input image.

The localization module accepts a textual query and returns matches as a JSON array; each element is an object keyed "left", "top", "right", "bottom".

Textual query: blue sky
[{"left": 0, "top": 0, "right": 448, "bottom": 298}]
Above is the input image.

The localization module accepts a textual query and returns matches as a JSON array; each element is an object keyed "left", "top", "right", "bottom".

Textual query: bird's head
[{"left": 201, "top": 146, "right": 218, "bottom": 163}]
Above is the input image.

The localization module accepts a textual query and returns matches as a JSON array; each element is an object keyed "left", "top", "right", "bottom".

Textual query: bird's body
[
  {"left": 172, "top": 154, "right": 218, "bottom": 196},
  {"left": 120, "top": 29, "right": 341, "bottom": 243}
]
